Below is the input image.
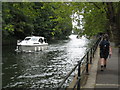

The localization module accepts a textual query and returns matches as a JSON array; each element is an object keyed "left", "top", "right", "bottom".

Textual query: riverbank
[
  {"left": 2, "top": 35, "right": 70, "bottom": 46},
  {"left": 2, "top": 36, "right": 17, "bottom": 46}
]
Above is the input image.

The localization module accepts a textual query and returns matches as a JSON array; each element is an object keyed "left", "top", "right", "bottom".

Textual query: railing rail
[{"left": 57, "top": 37, "right": 101, "bottom": 90}]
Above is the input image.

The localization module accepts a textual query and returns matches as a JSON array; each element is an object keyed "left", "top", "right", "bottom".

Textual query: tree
[
  {"left": 2, "top": 2, "right": 35, "bottom": 39},
  {"left": 2, "top": 2, "right": 73, "bottom": 42},
  {"left": 71, "top": 2, "right": 120, "bottom": 46}
]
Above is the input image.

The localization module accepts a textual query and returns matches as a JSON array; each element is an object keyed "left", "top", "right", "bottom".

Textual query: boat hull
[{"left": 15, "top": 45, "right": 48, "bottom": 52}]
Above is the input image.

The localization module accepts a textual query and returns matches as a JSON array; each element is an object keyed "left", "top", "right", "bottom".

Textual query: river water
[{"left": 2, "top": 35, "right": 91, "bottom": 89}]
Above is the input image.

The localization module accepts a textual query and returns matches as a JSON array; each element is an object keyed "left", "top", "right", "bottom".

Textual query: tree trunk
[
  {"left": 115, "top": 4, "right": 120, "bottom": 46},
  {"left": 106, "top": 2, "right": 120, "bottom": 46}
]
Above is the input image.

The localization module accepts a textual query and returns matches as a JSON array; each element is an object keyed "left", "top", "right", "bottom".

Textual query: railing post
[
  {"left": 95, "top": 41, "right": 98, "bottom": 51},
  {"left": 90, "top": 48, "right": 92, "bottom": 64},
  {"left": 86, "top": 52, "right": 89, "bottom": 74},
  {"left": 77, "top": 61, "right": 81, "bottom": 90},
  {"left": 92, "top": 46, "right": 94, "bottom": 58}
]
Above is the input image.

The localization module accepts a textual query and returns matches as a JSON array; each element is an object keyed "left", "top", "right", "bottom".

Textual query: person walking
[{"left": 99, "top": 34, "right": 112, "bottom": 71}]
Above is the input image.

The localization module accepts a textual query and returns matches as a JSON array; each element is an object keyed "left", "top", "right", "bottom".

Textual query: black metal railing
[{"left": 57, "top": 37, "right": 101, "bottom": 90}]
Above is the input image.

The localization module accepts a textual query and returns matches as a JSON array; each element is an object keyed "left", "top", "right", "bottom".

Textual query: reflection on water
[{"left": 2, "top": 35, "right": 90, "bottom": 88}]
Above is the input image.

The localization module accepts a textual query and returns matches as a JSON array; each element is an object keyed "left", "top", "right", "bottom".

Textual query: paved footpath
[
  {"left": 95, "top": 43, "right": 119, "bottom": 90},
  {"left": 83, "top": 43, "right": 120, "bottom": 90}
]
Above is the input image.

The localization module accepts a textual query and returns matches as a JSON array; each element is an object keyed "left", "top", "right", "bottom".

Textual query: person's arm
[{"left": 109, "top": 46, "right": 112, "bottom": 55}]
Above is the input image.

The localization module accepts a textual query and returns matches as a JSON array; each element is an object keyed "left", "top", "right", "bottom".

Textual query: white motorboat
[{"left": 15, "top": 36, "right": 48, "bottom": 52}]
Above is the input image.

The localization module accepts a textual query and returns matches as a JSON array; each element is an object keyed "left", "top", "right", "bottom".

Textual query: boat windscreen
[{"left": 24, "top": 38, "right": 31, "bottom": 40}]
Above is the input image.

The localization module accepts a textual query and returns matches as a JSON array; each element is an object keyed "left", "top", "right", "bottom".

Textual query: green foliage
[
  {"left": 71, "top": 2, "right": 108, "bottom": 37},
  {"left": 2, "top": 2, "right": 119, "bottom": 45},
  {"left": 71, "top": 2, "right": 120, "bottom": 45},
  {"left": 83, "top": 4, "right": 107, "bottom": 36},
  {"left": 2, "top": 2, "right": 34, "bottom": 39},
  {"left": 2, "top": 2, "right": 73, "bottom": 41}
]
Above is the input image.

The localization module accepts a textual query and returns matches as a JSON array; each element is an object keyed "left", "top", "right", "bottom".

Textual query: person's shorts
[{"left": 100, "top": 51, "right": 109, "bottom": 60}]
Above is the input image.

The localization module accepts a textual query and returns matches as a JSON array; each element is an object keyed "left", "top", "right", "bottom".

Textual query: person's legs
[
  {"left": 100, "top": 58, "right": 104, "bottom": 66},
  {"left": 104, "top": 59, "right": 107, "bottom": 68},
  {"left": 104, "top": 53, "right": 109, "bottom": 68},
  {"left": 100, "top": 58, "right": 105, "bottom": 71}
]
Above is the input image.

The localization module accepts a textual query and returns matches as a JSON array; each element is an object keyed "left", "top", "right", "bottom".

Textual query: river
[{"left": 2, "top": 35, "right": 91, "bottom": 89}]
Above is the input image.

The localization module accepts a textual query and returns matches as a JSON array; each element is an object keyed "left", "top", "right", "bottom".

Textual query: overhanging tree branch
[{"left": 91, "top": 2, "right": 101, "bottom": 9}]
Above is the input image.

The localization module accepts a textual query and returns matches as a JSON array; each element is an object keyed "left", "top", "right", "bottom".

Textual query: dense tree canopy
[
  {"left": 2, "top": 2, "right": 72, "bottom": 41},
  {"left": 2, "top": 2, "right": 120, "bottom": 46}
]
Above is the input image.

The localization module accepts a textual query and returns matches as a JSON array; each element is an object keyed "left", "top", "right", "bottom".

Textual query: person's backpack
[{"left": 100, "top": 40, "right": 110, "bottom": 53}]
